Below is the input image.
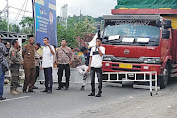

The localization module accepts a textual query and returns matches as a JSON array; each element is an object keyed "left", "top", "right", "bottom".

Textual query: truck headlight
[
  {"left": 139, "top": 57, "right": 161, "bottom": 64},
  {"left": 103, "top": 55, "right": 116, "bottom": 61}
]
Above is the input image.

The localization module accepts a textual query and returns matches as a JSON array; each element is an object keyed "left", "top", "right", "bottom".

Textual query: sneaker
[
  {"left": 80, "top": 86, "right": 85, "bottom": 91},
  {"left": 47, "top": 90, "right": 52, "bottom": 93},
  {"left": 95, "top": 93, "right": 101, "bottom": 97},
  {"left": 88, "top": 93, "right": 95, "bottom": 96},
  {"left": 0, "top": 97, "right": 6, "bottom": 101},
  {"left": 83, "top": 73, "right": 89, "bottom": 80},
  {"left": 10, "top": 90, "right": 19, "bottom": 95}
]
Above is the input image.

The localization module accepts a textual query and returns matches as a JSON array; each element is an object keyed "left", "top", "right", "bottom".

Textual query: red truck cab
[{"left": 101, "top": 9, "right": 177, "bottom": 88}]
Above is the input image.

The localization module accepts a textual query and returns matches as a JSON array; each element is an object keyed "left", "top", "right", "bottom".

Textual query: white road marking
[{"left": 0, "top": 96, "right": 30, "bottom": 103}]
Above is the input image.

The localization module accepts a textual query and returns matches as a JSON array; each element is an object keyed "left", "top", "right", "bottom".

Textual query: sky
[{"left": 0, "top": 0, "right": 117, "bottom": 24}]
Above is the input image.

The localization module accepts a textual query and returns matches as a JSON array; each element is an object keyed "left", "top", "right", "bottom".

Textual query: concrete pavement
[{"left": 0, "top": 79, "right": 177, "bottom": 118}]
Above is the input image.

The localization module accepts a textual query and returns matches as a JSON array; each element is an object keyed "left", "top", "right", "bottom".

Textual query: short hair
[
  {"left": 43, "top": 37, "right": 49, "bottom": 40},
  {"left": 28, "top": 35, "right": 34, "bottom": 39},
  {"left": 36, "top": 43, "right": 41, "bottom": 48},
  {"left": 96, "top": 37, "right": 102, "bottom": 42},
  {"left": 80, "top": 47, "right": 87, "bottom": 52},
  {"left": 74, "top": 48, "right": 79, "bottom": 52},
  {"left": 11, "top": 39, "right": 17, "bottom": 46}
]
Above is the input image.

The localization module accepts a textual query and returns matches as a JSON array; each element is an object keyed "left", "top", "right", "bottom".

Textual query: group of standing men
[{"left": 0, "top": 35, "right": 105, "bottom": 100}]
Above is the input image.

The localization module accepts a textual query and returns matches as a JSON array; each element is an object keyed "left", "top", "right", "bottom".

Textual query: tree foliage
[
  {"left": 57, "top": 15, "right": 100, "bottom": 48},
  {"left": 0, "top": 17, "right": 8, "bottom": 31},
  {"left": 19, "top": 17, "right": 34, "bottom": 34},
  {"left": 9, "top": 24, "right": 20, "bottom": 33}
]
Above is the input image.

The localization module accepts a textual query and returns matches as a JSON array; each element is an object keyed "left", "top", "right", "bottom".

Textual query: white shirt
[
  {"left": 42, "top": 45, "right": 55, "bottom": 68},
  {"left": 90, "top": 46, "right": 105, "bottom": 68}
]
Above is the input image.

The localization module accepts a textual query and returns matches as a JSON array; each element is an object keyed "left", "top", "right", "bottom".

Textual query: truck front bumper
[{"left": 102, "top": 61, "right": 161, "bottom": 74}]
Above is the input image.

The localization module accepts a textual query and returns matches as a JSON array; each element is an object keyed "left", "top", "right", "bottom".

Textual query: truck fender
[{"left": 161, "top": 56, "right": 172, "bottom": 73}]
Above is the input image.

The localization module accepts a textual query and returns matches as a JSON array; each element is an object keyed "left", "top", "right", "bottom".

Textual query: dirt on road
[{"left": 74, "top": 85, "right": 177, "bottom": 118}]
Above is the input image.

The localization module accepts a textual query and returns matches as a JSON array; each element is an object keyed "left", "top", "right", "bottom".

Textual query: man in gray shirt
[{"left": 0, "top": 36, "right": 8, "bottom": 100}]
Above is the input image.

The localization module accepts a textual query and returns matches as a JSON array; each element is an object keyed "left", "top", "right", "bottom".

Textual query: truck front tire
[{"left": 160, "top": 64, "right": 170, "bottom": 89}]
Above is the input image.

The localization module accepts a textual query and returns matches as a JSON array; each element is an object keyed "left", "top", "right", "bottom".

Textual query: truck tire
[{"left": 160, "top": 64, "right": 170, "bottom": 89}]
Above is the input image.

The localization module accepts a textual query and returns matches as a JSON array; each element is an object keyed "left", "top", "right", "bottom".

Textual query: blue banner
[{"left": 34, "top": 0, "right": 57, "bottom": 46}]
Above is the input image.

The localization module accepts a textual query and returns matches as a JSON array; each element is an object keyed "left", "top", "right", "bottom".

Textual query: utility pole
[
  {"left": 6, "top": 0, "right": 9, "bottom": 32},
  {"left": 80, "top": 10, "right": 81, "bottom": 48},
  {"left": 32, "top": 0, "right": 35, "bottom": 35}
]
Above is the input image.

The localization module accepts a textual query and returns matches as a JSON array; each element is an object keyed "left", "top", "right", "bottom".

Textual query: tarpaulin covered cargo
[{"left": 115, "top": 0, "right": 177, "bottom": 9}]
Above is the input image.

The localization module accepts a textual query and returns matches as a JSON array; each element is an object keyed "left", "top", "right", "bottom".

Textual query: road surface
[{"left": 0, "top": 79, "right": 177, "bottom": 118}]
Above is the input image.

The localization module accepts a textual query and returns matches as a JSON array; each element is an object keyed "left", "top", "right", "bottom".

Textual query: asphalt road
[{"left": 0, "top": 79, "right": 177, "bottom": 118}]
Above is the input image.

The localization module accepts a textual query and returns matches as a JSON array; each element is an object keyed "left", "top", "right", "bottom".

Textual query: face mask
[{"left": 74, "top": 52, "right": 78, "bottom": 55}]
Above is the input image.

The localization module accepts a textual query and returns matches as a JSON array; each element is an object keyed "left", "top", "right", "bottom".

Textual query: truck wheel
[{"left": 160, "top": 64, "right": 170, "bottom": 89}]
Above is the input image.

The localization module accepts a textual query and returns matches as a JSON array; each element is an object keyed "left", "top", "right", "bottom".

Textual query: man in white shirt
[
  {"left": 87, "top": 38, "right": 105, "bottom": 97},
  {"left": 42, "top": 37, "right": 55, "bottom": 93}
]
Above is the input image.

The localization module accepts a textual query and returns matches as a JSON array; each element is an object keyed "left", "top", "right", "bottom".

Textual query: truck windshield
[{"left": 103, "top": 24, "right": 160, "bottom": 46}]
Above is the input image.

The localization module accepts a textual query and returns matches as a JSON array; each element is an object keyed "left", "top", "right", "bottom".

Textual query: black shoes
[
  {"left": 0, "top": 97, "right": 6, "bottom": 101},
  {"left": 57, "top": 87, "right": 69, "bottom": 90},
  {"left": 80, "top": 86, "right": 85, "bottom": 91},
  {"left": 23, "top": 89, "right": 28, "bottom": 93},
  {"left": 28, "top": 90, "right": 35, "bottom": 93},
  {"left": 56, "top": 87, "right": 61, "bottom": 90},
  {"left": 42, "top": 90, "right": 48, "bottom": 92},
  {"left": 65, "top": 87, "right": 68, "bottom": 90},
  {"left": 88, "top": 93, "right": 102, "bottom": 97},
  {"left": 95, "top": 93, "right": 101, "bottom": 97},
  {"left": 88, "top": 93, "right": 95, "bottom": 96}
]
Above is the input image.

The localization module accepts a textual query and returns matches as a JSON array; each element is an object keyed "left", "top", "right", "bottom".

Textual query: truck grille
[{"left": 112, "top": 68, "right": 141, "bottom": 72}]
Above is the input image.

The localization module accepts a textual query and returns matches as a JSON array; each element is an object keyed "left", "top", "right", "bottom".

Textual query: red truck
[{"left": 101, "top": 8, "right": 177, "bottom": 89}]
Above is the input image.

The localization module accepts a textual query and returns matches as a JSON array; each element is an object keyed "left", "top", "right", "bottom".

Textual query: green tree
[
  {"left": 9, "top": 24, "right": 20, "bottom": 33},
  {"left": 57, "top": 16, "right": 97, "bottom": 48},
  {"left": 57, "top": 19, "right": 77, "bottom": 48},
  {"left": 19, "top": 17, "right": 34, "bottom": 34},
  {"left": 0, "top": 17, "right": 8, "bottom": 31}
]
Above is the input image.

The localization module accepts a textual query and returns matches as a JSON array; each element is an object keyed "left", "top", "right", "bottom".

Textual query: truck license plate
[{"left": 119, "top": 63, "right": 133, "bottom": 69}]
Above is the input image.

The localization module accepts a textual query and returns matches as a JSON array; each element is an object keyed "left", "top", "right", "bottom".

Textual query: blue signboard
[{"left": 34, "top": 0, "right": 57, "bottom": 46}]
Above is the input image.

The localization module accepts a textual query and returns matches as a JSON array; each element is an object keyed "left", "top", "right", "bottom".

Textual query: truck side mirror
[
  {"left": 162, "top": 29, "right": 170, "bottom": 39},
  {"left": 156, "top": 20, "right": 161, "bottom": 27},
  {"left": 164, "top": 20, "right": 172, "bottom": 29}
]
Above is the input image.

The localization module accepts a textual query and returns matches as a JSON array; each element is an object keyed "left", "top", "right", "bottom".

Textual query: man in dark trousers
[
  {"left": 55, "top": 40, "right": 73, "bottom": 90},
  {"left": 42, "top": 37, "right": 55, "bottom": 93},
  {"left": 87, "top": 38, "right": 105, "bottom": 97},
  {"left": 0, "top": 36, "right": 8, "bottom": 100},
  {"left": 22, "top": 35, "right": 36, "bottom": 93},
  {"left": 34, "top": 43, "right": 41, "bottom": 89}
]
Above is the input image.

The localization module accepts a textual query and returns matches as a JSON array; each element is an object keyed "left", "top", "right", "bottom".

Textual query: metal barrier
[{"left": 103, "top": 71, "right": 158, "bottom": 96}]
